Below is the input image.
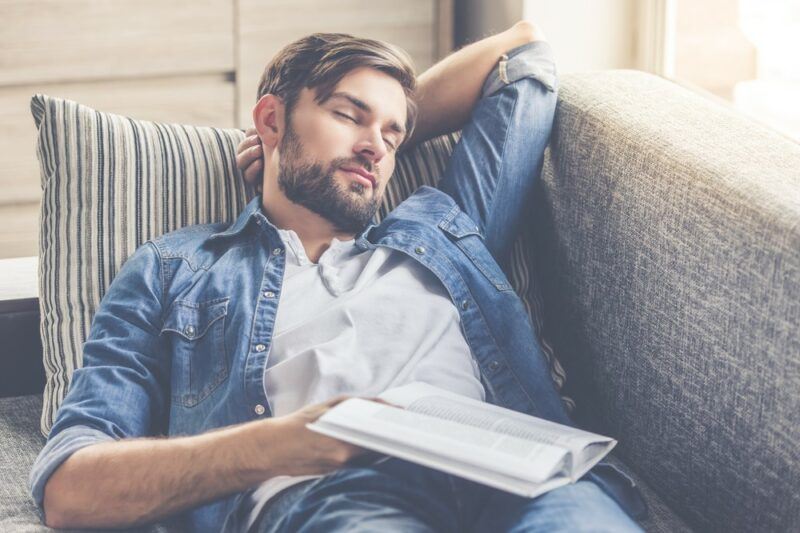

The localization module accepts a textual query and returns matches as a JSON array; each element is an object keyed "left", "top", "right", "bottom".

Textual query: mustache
[{"left": 334, "top": 155, "right": 377, "bottom": 177}]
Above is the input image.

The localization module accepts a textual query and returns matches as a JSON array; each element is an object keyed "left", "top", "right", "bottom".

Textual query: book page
[
  {"left": 379, "top": 382, "right": 615, "bottom": 474},
  {"left": 311, "top": 398, "right": 568, "bottom": 483},
  {"left": 309, "top": 421, "right": 573, "bottom": 498}
]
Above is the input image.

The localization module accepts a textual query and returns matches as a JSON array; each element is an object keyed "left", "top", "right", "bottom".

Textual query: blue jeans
[{"left": 224, "top": 458, "right": 642, "bottom": 532}]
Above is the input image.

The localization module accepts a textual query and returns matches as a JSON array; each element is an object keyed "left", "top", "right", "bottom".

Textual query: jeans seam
[
  {"left": 448, "top": 475, "right": 464, "bottom": 532},
  {"left": 480, "top": 84, "right": 544, "bottom": 415},
  {"left": 483, "top": 85, "right": 517, "bottom": 241}
]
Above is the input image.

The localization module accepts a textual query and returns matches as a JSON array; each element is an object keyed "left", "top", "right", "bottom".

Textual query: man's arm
[
  {"left": 43, "top": 397, "right": 364, "bottom": 529},
  {"left": 436, "top": 34, "right": 558, "bottom": 268},
  {"left": 236, "top": 20, "right": 544, "bottom": 186},
  {"left": 404, "top": 20, "right": 545, "bottom": 149},
  {"left": 35, "top": 241, "right": 368, "bottom": 529}
]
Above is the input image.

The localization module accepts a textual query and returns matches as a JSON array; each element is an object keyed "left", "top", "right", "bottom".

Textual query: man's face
[{"left": 275, "top": 67, "right": 408, "bottom": 234}]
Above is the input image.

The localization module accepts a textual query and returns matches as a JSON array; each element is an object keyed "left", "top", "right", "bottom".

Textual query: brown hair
[{"left": 256, "top": 33, "right": 418, "bottom": 147}]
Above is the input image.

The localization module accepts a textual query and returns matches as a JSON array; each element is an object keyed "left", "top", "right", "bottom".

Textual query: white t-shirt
[{"left": 245, "top": 228, "right": 485, "bottom": 527}]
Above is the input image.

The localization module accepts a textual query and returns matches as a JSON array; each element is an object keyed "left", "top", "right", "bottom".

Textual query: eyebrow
[{"left": 328, "top": 91, "right": 406, "bottom": 138}]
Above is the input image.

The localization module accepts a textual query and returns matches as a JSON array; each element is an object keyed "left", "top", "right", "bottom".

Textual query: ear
[{"left": 252, "top": 94, "right": 285, "bottom": 150}]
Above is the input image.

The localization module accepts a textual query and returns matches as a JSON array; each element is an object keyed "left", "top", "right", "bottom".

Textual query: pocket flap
[
  {"left": 438, "top": 207, "right": 512, "bottom": 292},
  {"left": 161, "top": 298, "right": 229, "bottom": 340},
  {"left": 438, "top": 206, "right": 483, "bottom": 239}
]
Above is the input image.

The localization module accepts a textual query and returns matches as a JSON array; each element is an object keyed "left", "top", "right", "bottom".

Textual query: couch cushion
[
  {"left": 0, "top": 395, "right": 46, "bottom": 532},
  {"left": 0, "top": 394, "right": 185, "bottom": 532},
  {"left": 604, "top": 455, "right": 693, "bottom": 533},
  {"left": 30, "top": 94, "right": 571, "bottom": 438}
]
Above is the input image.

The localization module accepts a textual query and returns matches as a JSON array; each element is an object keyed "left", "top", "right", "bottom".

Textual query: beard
[{"left": 276, "top": 122, "right": 382, "bottom": 235}]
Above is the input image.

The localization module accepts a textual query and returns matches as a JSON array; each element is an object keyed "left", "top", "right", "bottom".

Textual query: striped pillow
[{"left": 31, "top": 94, "right": 570, "bottom": 437}]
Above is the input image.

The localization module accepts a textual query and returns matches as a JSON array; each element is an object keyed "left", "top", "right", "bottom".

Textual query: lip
[{"left": 340, "top": 166, "right": 376, "bottom": 188}]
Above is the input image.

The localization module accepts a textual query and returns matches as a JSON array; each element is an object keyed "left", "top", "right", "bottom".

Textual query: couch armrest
[
  {"left": 0, "top": 257, "right": 44, "bottom": 397},
  {"left": 533, "top": 71, "right": 800, "bottom": 532}
]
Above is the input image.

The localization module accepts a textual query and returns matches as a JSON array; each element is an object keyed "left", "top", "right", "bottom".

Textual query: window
[{"left": 642, "top": 0, "right": 799, "bottom": 141}]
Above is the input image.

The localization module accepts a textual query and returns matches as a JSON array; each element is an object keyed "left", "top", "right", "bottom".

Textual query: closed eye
[
  {"left": 335, "top": 111, "right": 396, "bottom": 150},
  {"left": 334, "top": 111, "right": 357, "bottom": 122}
]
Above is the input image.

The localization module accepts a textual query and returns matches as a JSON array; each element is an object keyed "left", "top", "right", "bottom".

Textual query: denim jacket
[{"left": 30, "top": 41, "right": 645, "bottom": 531}]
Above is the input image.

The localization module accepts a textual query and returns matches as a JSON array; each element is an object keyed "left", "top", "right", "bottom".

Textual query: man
[{"left": 30, "top": 21, "right": 645, "bottom": 532}]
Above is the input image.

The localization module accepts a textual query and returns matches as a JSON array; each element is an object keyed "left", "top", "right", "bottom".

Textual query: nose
[{"left": 353, "top": 126, "right": 388, "bottom": 164}]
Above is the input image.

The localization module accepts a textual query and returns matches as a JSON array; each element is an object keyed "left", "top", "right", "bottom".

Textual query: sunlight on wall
[{"left": 735, "top": 0, "right": 800, "bottom": 140}]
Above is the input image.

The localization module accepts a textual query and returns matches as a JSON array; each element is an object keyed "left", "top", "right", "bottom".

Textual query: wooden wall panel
[
  {"left": 0, "top": 202, "right": 39, "bottom": 259},
  {"left": 0, "top": 0, "right": 453, "bottom": 258},
  {"left": 0, "top": 0, "right": 234, "bottom": 85},
  {"left": 236, "top": 0, "right": 441, "bottom": 127},
  {"left": 0, "top": 75, "right": 235, "bottom": 208}
]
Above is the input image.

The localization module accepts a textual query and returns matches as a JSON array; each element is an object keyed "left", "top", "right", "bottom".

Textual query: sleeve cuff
[
  {"left": 481, "top": 40, "right": 557, "bottom": 97},
  {"left": 28, "top": 425, "right": 115, "bottom": 512}
]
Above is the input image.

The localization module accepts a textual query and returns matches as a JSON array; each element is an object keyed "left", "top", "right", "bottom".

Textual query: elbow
[
  {"left": 41, "top": 465, "right": 81, "bottom": 529},
  {"left": 509, "top": 20, "right": 546, "bottom": 44},
  {"left": 43, "top": 511, "right": 66, "bottom": 530},
  {"left": 42, "top": 481, "right": 68, "bottom": 529}
]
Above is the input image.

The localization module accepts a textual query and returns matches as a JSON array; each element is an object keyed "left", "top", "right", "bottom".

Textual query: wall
[
  {"left": 0, "top": 0, "right": 451, "bottom": 259},
  {"left": 455, "top": 0, "right": 637, "bottom": 73},
  {"left": 523, "top": 0, "right": 637, "bottom": 72}
]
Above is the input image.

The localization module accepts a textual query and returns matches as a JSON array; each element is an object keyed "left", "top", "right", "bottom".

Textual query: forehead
[{"left": 320, "top": 67, "right": 408, "bottom": 133}]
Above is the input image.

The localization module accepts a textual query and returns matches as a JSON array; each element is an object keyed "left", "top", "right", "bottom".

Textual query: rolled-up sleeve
[
  {"left": 480, "top": 40, "right": 557, "bottom": 97},
  {"left": 29, "top": 425, "right": 115, "bottom": 510},
  {"left": 438, "top": 38, "right": 558, "bottom": 269},
  {"left": 28, "top": 241, "right": 170, "bottom": 514}
]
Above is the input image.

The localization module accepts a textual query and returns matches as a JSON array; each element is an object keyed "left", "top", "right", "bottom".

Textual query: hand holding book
[{"left": 307, "top": 382, "right": 616, "bottom": 498}]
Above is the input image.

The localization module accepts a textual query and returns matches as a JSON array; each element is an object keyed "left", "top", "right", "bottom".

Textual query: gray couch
[{"left": 2, "top": 70, "right": 798, "bottom": 532}]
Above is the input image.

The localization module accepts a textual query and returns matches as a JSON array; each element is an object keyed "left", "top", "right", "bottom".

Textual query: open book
[{"left": 307, "top": 382, "right": 615, "bottom": 499}]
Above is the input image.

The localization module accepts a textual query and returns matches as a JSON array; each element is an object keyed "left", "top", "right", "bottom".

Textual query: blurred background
[{"left": 0, "top": 0, "right": 798, "bottom": 260}]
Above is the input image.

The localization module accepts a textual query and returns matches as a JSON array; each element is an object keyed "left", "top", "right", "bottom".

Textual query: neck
[{"left": 261, "top": 177, "right": 354, "bottom": 264}]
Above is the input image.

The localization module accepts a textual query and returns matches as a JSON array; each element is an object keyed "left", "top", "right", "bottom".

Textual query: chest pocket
[
  {"left": 438, "top": 209, "right": 513, "bottom": 292},
  {"left": 161, "top": 297, "right": 230, "bottom": 407}
]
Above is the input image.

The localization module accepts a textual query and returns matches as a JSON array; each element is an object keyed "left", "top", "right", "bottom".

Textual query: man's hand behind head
[{"left": 236, "top": 127, "right": 264, "bottom": 193}]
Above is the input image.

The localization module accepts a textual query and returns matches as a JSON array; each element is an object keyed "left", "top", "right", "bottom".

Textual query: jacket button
[
  {"left": 415, "top": 246, "right": 426, "bottom": 255},
  {"left": 263, "top": 291, "right": 276, "bottom": 298},
  {"left": 461, "top": 300, "right": 469, "bottom": 310},
  {"left": 184, "top": 325, "right": 196, "bottom": 338},
  {"left": 272, "top": 248, "right": 283, "bottom": 256},
  {"left": 254, "top": 404, "right": 265, "bottom": 415},
  {"left": 255, "top": 344, "right": 266, "bottom": 352},
  {"left": 488, "top": 360, "right": 500, "bottom": 371}
]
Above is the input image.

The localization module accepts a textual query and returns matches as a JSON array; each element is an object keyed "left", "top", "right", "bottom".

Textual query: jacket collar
[{"left": 208, "top": 196, "right": 264, "bottom": 241}]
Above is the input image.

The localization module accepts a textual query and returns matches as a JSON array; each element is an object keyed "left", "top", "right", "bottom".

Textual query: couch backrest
[{"left": 533, "top": 70, "right": 800, "bottom": 532}]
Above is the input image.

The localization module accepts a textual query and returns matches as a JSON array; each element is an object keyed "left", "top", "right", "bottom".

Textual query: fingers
[
  {"left": 301, "top": 395, "right": 397, "bottom": 426},
  {"left": 235, "top": 143, "right": 262, "bottom": 168},
  {"left": 237, "top": 128, "right": 260, "bottom": 154},
  {"left": 300, "top": 395, "right": 351, "bottom": 423},
  {"left": 242, "top": 157, "right": 263, "bottom": 187},
  {"left": 325, "top": 395, "right": 353, "bottom": 408},
  {"left": 236, "top": 127, "right": 264, "bottom": 188},
  {"left": 236, "top": 142, "right": 263, "bottom": 185},
  {"left": 241, "top": 138, "right": 262, "bottom": 154},
  {"left": 324, "top": 396, "right": 399, "bottom": 409},
  {"left": 368, "top": 397, "right": 401, "bottom": 409},
  {"left": 297, "top": 395, "right": 350, "bottom": 421}
]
